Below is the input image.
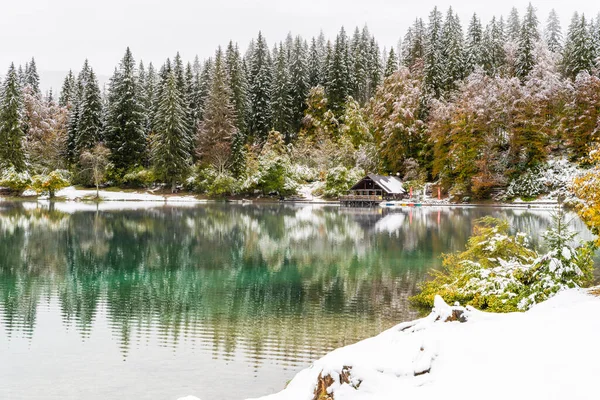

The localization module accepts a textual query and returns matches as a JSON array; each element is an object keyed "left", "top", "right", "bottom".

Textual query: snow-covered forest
[{"left": 1, "top": 3, "right": 600, "bottom": 200}]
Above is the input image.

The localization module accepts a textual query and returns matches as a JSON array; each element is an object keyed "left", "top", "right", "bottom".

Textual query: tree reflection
[{"left": 0, "top": 202, "right": 589, "bottom": 365}]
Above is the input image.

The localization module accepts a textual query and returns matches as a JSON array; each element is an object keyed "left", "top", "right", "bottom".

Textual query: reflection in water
[{"left": 0, "top": 202, "right": 595, "bottom": 400}]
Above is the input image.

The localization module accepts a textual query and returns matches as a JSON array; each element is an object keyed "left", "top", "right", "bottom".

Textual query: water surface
[{"left": 0, "top": 202, "right": 595, "bottom": 399}]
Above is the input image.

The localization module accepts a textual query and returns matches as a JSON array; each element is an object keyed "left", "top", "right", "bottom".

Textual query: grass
[{"left": 590, "top": 287, "right": 600, "bottom": 297}]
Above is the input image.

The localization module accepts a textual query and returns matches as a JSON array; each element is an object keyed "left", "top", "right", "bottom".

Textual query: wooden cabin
[{"left": 340, "top": 174, "right": 406, "bottom": 206}]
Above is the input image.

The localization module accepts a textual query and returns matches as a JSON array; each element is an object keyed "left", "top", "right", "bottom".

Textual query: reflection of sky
[{"left": 0, "top": 203, "right": 596, "bottom": 400}]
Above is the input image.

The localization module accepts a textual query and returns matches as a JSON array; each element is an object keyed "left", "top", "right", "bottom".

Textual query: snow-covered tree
[
  {"left": 545, "top": 9, "right": 563, "bottom": 53},
  {"left": 561, "top": 13, "right": 596, "bottom": 80},
  {"left": 516, "top": 3, "right": 540, "bottom": 80},
  {"left": 423, "top": 7, "right": 445, "bottom": 98},
  {"left": 384, "top": 48, "right": 398, "bottom": 77},
  {"left": 465, "top": 14, "right": 484, "bottom": 75},
  {"left": 152, "top": 68, "right": 192, "bottom": 191},
  {"left": 248, "top": 31, "right": 273, "bottom": 143},
  {"left": 0, "top": 64, "right": 26, "bottom": 171},
  {"left": 441, "top": 8, "right": 465, "bottom": 93},
  {"left": 105, "top": 48, "right": 147, "bottom": 173},
  {"left": 270, "top": 43, "right": 293, "bottom": 141},
  {"left": 75, "top": 69, "right": 103, "bottom": 157},
  {"left": 59, "top": 70, "right": 76, "bottom": 108}
]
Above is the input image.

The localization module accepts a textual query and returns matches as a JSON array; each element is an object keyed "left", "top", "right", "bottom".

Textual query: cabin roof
[{"left": 350, "top": 174, "right": 406, "bottom": 194}]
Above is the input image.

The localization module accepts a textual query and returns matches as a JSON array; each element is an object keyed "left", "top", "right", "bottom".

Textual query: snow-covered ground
[
  {"left": 51, "top": 186, "right": 206, "bottom": 203},
  {"left": 179, "top": 288, "right": 600, "bottom": 400}
]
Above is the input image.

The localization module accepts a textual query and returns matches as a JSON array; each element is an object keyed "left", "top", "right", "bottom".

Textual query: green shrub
[
  {"left": 411, "top": 214, "right": 595, "bottom": 313},
  {"left": 322, "top": 166, "right": 364, "bottom": 198},
  {"left": 0, "top": 167, "right": 32, "bottom": 194},
  {"left": 122, "top": 168, "right": 156, "bottom": 188},
  {"left": 31, "top": 170, "right": 71, "bottom": 198}
]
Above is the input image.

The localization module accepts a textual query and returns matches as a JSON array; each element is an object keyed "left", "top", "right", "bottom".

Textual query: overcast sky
[{"left": 1, "top": 0, "right": 598, "bottom": 90}]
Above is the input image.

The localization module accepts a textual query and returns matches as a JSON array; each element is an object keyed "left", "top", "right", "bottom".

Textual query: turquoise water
[{"left": 0, "top": 202, "right": 595, "bottom": 399}]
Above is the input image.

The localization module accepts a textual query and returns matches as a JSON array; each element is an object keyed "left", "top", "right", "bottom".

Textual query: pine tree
[
  {"left": 482, "top": 17, "right": 506, "bottom": 76},
  {"left": 441, "top": 8, "right": 465, "bottom": 93},
  {"left": 308, "top": 37, "right": 322, "bottom": 88},
  {"left": 384, "top": 48, "right": 398, "bottom": 77},
  {"left": 516, "top": 3, "right": 540, "bottom": 80},
  {"left": 105, "top": 48, "right": 147, "bottom": 172},
  {"left": 151, "top": 68, "right": 191, "bottom": 191},
  {"left": 197, "top": 47, "right": 237, "bottom": 171},
  {"left": 75, "top": 69, "right": 103, "bottom": 157},
  {"left": 507, "top": 7, "right": 521, "bottom": 42},
  {"left": 24, "top": 57, "right": 41, "bottom": 96},
  {"left": 465, "top": 14, "right": 484, "bottom": 75},
  {"left": 327, "top": 27, "right": 352, "bottom": 115},
  {"left": 59, "top": 70, "right": 76, "bottom": 107},
  {"left": 225, "top": 41, "right": 249, "bottom": 136},
  {"left": 423, "top": 7, "right": 445, "bottom": 98},
  {"left": 270, "top": 43, "right": 293, "bottom": 142},
  {"left": 197, "top": 58, "right": 213, "bottom": 122},
  {"left": 248, "top": 31, "right": 273, "bottom": 143},
  {"left": 0, "top": 64, "right": 26, "bottom": 171},
  {"left": 145, "top": 62, "right": 158, "bottom": 133},
  {"left": 562, "top": 13, "right": 596, "bottom": 80},
  {"left": 545, "top": 9, "right": 563, "bottom": 53},
  {"left": 289, "top": 36, "right": 309, "bottom": 133}
]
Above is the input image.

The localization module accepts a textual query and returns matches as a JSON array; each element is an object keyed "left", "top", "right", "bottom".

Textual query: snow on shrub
[
  {"left": 0, "top": 167, "right": 32, "bottom": 194},
  {"left": 322, "top": 166, "right": 364, "bottom": 198},
  {"left": 505, "top": 158, "right": 582, "bottom": 200},
  {"left": 412, "top": 213, "right": 594, "bottom": 312}
]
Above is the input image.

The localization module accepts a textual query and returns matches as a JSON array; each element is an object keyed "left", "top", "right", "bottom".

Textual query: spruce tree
[
  {"left": 465, "top": 14, "right": 484, "bottom": 75},
  {"left": 270, "top": 43, "right": 293, "bottom": 141},
  {"left": 308, "top": 37, "right": 322, "bottom": 88},
  {"left": 327, "top": 27, "right": 352, "bottom": 115},
  {"left": 248, "top": 31, "right": 273, "bottom": 143},
  {"left": 507, "top": 7, "right": 521, "bottom": 42},
  {"left": 402, "top": 18, "right": 426, "bottom": 70},
  {"left": 59, "top": 70, "right": 76, "bottom": 108},
  {"left": 481, "top": 17, "right": 506, "bottom": 76},
  {"left": 545, "top": 9, "right": 563, "bottom": 53},
  {"left": 196, "top": 47, "right": 237, "bottom": 169},
  {"left": 441, "top": 8, "right": 465, "bottom": 93},
  {"left": 225, "top": 41, "right": 249, "bottom": 136},
  {"left": 289, "top": 36, "right": 309, "bottom": 133},
  {"left": 516, "top": 3, "right": 540, "bottom": 80},
  {"left": 562, "top": 13, "right": 596, "bottom": 80},
  {"left": 145, "top": 62, "right": 158, "bottom": 133},
  {"left": 197, "top": 58, "right": 213, "bottom": 123},
  {"left": 0, "top": 64, "right": 26, "bottom": 171},
  {"left": 423, "top": 7, "right": 445, "bottom": 98},
  {"left": 105, "top": 48, "right": 147, "bottom": 172},
  {"left": 151, "top": 69, "right": 191, "bottom": 191},
  {"left": 384, "top": 48, "right": 398, "bottom": 77},
  {"left": 24, "top": 57, "right": 41, "bottom": 96},
  {"left": 75, "top": 68, "right": 103, "bottom": 157}
]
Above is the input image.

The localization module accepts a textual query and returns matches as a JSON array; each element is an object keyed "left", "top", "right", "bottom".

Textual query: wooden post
[{"left": 437, "top": 186, "right": 441, "bottom": 200}]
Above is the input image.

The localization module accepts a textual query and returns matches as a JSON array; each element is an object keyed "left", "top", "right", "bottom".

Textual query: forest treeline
[{"left": 0, "top": 3, "right": 599, "bottom": 199}]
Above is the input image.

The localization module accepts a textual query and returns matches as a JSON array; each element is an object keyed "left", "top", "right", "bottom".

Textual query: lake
[{"left": 0, "top": 202, "right": 596, "bottom": 400}]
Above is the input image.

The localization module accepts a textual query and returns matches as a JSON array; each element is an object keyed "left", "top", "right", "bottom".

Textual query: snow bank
[
  {"left": 53, "top": 186, "right": 206, "bottom": 203},
  {"left": 241, "top": 289, "right": 600, "bottom": 400}
]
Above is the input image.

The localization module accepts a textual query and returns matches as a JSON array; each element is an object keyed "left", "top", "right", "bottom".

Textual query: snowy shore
[{"left": 179, "top": 288, "right": 600, "bottom": 400}]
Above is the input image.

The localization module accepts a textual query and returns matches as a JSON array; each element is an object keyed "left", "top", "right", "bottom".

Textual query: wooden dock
[{"left": 339, "top": 195, "right": 382, "bottom": 207}]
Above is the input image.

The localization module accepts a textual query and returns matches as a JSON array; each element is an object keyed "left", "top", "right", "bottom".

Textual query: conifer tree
[
  {"left": 0, "top": 64, "right": 26, "bottom": 171},
  {"left": 482, "top": 17, "right": 506, "bottom": 76},
  {"left": 225, "top": 41, "right": 249, "bottom": 136},
  {"left": 59, "top": 70, "right": 76, "bottom": 107},
  {"left": 24, "top": 57, "right": 41, "bottom": 96},
  {"left": 516, "top": 3, "right": 540, "bottom": 80},
  {"left": 423, "top": 7, "right": 445, "bottom": 98},
  {"left": 75, "top": 69, "right": 103, "bottom": 157},
  {"left": 402, "top": 19, "right": 425, "bottom": 69},
  {"left": 271, "top": 43, "right": 293, "bottom": 141},
  {"left": 545, "top": 9, "right": 563, "bottom": 53},
  {"left": 152, "top": 68, "right": 192, "bottom": 191},
  {"left": 248, "top": 31, "right": 273, "bottom": 143},
  {"left": 441, "top": 8, "right": 465, "bottom": 93},
  {"left": 562, "top": 13, "right": 596, "bottom": 80},
  {"left": 367, "top": 37, "right": 382, "bottom": 100},
  {"left": 289, "top": 36, "right": 309, "bottom": 133},
  {"left": 145, "top": 62, "right": 158, "bottom": 133},
  {"left": 105, "top": 48, "right": 147, "bottom": 172},
  {"left": 308, "top": 37, "right": 322, "bottom": 88},
  {"left": 197, "top": 58, "right": 213, "bottom": 122},
  {"left": 507, "top": 7, "right": 521, "bottom": 42},
  {"left": 327, "top": 27, "right": 352, "bottom": 115},
  {"left": 465, "top": 14, "right": 484, "bottom": 75},
  {"left": 384, "top": 48, "right": 398, "bottom": 77},
  {"left": 350, "top": 27, "right": 368, "bottom": 103},
  {"left": 197, "top": 47, "right": 237, "bottom": 170}
]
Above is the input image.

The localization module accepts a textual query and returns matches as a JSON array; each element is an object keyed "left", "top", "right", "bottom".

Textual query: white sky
[{"left": 1, "top": 0, "right": 598, "bottom": 89}]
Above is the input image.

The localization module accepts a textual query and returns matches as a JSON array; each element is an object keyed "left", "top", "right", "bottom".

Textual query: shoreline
[{"left": 0, "top": 187, "right": 563, "bottom": 209}]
